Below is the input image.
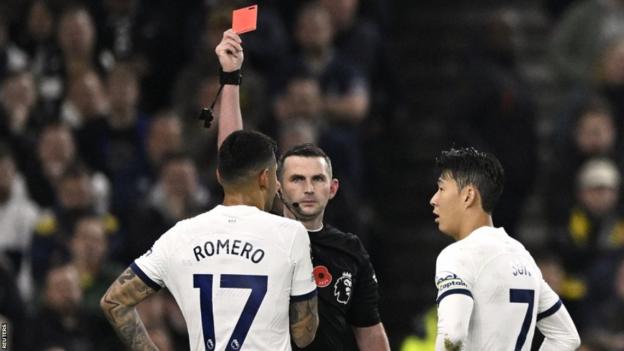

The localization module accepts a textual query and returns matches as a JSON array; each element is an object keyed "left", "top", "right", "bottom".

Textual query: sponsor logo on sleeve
[{"left": 435, "top": 271, "right": 468, "bottom": 292}]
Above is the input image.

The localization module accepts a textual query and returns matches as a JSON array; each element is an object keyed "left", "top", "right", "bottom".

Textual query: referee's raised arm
[{"left": 215, "top": 29, "right": 244, "bottom": 149}]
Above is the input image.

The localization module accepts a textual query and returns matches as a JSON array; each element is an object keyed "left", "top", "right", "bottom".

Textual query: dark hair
[
  {"left": 436, "top": 147, "right": 504, "bottom": 213},
  {"left": 218, "top": 130, "right": 277, "bottom": 185},
  {"left": 576, "top": 95, "right": 613, "bottom": 122},
  {"left": 59, "top": 161, "right": 91, "bottom": 183},
  {"left": 277, "top": 143, "right": 332, "bottom": 179}
]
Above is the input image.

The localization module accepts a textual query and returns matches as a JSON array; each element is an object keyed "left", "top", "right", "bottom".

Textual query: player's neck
[
  {"left": 223, "top": 191, "right": 266, "bottom": 211},
  {"left": 283, "top": 207, "right": 324, "bottom": 231},
  {"left": 456, "top": 211, "right": 493, "bottom": 240},
  {"left": 301, "top": 216, "right": 324, "bottom": 231}
]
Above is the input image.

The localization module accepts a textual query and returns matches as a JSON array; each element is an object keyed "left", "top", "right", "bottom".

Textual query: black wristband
[{"left": 220, "top": 69, "right": 242, "bottom": 85}]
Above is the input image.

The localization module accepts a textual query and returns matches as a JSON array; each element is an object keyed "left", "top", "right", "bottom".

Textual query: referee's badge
[
  {"left": 334, "top": 272, "right": 353, "bottom": 304},
  {"left": 313, "top": 265, "right": 332, "bottom": 287}
]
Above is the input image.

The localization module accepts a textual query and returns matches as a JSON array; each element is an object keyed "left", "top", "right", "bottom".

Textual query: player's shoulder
[
  {"left": 259, "top": 210, "right": 305, "bottom": 229},
  {"left": 319, "top": 224, "right": 366, "bottom": 249},
  {"left": 436, "top": 240, "right": 467, "bottom": 263},
  {"left": 323, "top": 224, "right": 356, "bottom": 239}
]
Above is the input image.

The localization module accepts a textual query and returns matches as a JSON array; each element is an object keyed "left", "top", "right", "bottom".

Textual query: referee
[
  {"left": 214, "top": 29, "right": 390, "bottom": 350},
  {"left": 278, "top": 144, "right": 390, "bottom": 350}
]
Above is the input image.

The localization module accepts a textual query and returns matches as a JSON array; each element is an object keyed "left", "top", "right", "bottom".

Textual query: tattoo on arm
[
  {"left": 289, "top": 296, "right": 319, "bottom": 347},
  {"left": 101, "top": 268, "right": 159, "bottom": 351},
  {"left": 117, "top": 269, "right": 136, "bottom": 285},
  {"left": 444, "top": 338, "right": 462, "bottom": 351}
]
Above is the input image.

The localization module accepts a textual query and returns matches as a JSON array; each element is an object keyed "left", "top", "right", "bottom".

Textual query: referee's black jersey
[{"left": 293, "top": 224, "right": 381, "bottom": 351}]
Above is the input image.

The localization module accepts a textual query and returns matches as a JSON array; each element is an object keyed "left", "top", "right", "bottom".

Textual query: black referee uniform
[{"left": 293, "top": 224, "right": 381, "bottom": 351}]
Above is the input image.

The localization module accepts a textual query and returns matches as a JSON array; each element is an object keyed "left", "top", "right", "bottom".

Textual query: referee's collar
[{"left": 308, "top": 224, "right": 324, "bottom": 233}]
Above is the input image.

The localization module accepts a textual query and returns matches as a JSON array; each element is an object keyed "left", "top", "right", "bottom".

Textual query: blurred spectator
[
  {"left": 124, "top": 153, "right": 210, "bottom": 264},
  {"left": 595, "top": 35, "right": 624, "bottom": 133},
  {"left": 17, "top": 0, "right": 57, "bottom": 77},
  {"left": 0, "top": 12, "right": 28, "bottom": 82},
  {"left": 146, "top": 111, "right": 183, "bottom": 170},
  {"left": 33, "top": 263, "right": 95, "bottom": 350},
  {"left": 22, "top": 122, "right": 111, "bottom": 211},
  {"left": 0, "top": 70, "right": 39, "bottom": 135},
  {"left": 545, "top": 97, "right": 617, "bottom": 226},
  {"left": 278, "top": 119, "right": 320, "bottom": 153},
  {"left": 68, "top": 215, "right": 125, "bottom": 350},
  {"left": 550, "top": 0, "right": 624, "bottom": 85},
  {"left": 31, "top": 163, "right": 117, "bottom": 282},
  {"left": 0, "top": 70, "right": 41, "bottom": 170},
  {"left": 60, "top": 70, "right": 109, "bottom": 129},
  {"left": 69, "top": 215, "right": 121, "bottom": 315},
  {"left": 0, "top": 143, "right": 39, "bottom": 300},
  {"left": 553, "top": 35, "right": 624, "bottom": 146},
  {"left": 23, "top": 122, "right": 77, "bottom": 208},
  {"left": 77, "top": 62, "right": 150, "bottom": 215},
  {"left": 138, "top": 111, "right": 185, "bottom": 192},
  {"left": 447, "top": 8, "right": 537, "bottom": 234},
  {"left": 99, "top": 1, "right": 200, "bottom": 113},
  {"left": 20, "top": 0, "right": 64, "bottom": 118},
  {"left": 56, "top": 5, "right": 111, "bottom": 80},
  {"left": 584, "top": 256, "right": 624, "bottom": 350},
  {"left": 291, "top": 2, "right": 369, "bottom": 124},
  {"left": 273, "top": 72, "right": 324, "bottom": 125},
  {"left": 91, "top": 0, "right": 142, "bottom": 60},
  {"left": 319, "top": 0, "right": 381, "bottom": 77},
  {"left": 555, "top": 158, "right": 624, "bottom": 279}
]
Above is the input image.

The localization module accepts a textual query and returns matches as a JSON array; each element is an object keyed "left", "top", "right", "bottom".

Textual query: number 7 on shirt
[{"left": 194, "top": 274, "right": 268, "bottom": 351}]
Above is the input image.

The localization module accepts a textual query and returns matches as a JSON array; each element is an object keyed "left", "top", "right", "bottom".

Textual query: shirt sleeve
[
  {"left": 434, "top": 245, "right": 475, "bottom": 304},
  {"left": 536, "top": 280, "right": 581, "bottom": 350},
  {"left": 289, "top": 223, "right": 316, "bottom": 300},
  {"left": 131, "top": 227, "right": 173, "bottom": 291},
  {"left": 348, "top": 237, "right": 382, "bottom": 327}
]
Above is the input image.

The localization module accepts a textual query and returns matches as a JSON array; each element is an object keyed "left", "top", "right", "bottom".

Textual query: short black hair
[
  {"left": 277, "top": 143, "right": 332, "bottom": 179},
  {"left": 218, "top": 130, "right": 277, "bottom": 185},
  {"left": 436, "top": 147, "right": 504, "bottom": 213}
]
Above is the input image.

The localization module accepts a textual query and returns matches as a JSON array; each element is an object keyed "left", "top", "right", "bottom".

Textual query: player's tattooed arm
[
  {"left": 100, "top": 268, "right": 159, "bottom": 351},
  {"left": 289, "top": 296, "right": 319, "bottom": 347}
]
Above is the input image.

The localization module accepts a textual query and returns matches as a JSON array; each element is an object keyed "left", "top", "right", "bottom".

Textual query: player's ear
[
  {"left": 463, "top": 185, "right": 477, "bottom": 209},
  {"left": 258, "top": 168, "right": 269, "bottom": 189},
  {"left": 329, "top": 178, "right": 339, "bottom": 200},
  {"left": 216, "top": 169, "right": 223, "bottom": 186}
]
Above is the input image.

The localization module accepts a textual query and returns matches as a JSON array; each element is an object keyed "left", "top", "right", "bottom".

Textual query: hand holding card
[{"left": 232, "top": 5, "right": 258, "bottom": 34}]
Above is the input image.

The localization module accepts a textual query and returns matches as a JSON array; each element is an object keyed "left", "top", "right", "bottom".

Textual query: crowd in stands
[
  {"left": 1, "top": 0, "right": 624, "bottom": 350},
  {"left": 0, "top": 0, "right": 394, "bottom": 349}
]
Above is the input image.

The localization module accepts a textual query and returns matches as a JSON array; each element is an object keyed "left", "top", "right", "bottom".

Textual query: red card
[{"left": 232, "top": 5, "right": 258, "bottom": 34}]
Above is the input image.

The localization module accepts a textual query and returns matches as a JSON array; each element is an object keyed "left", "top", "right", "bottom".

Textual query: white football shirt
[
  {"left": 435, "top": 226, "right": 562, "bottom": 350},
  {"left": 132, "top": 205, "right": 317, "bottom": 351}
]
